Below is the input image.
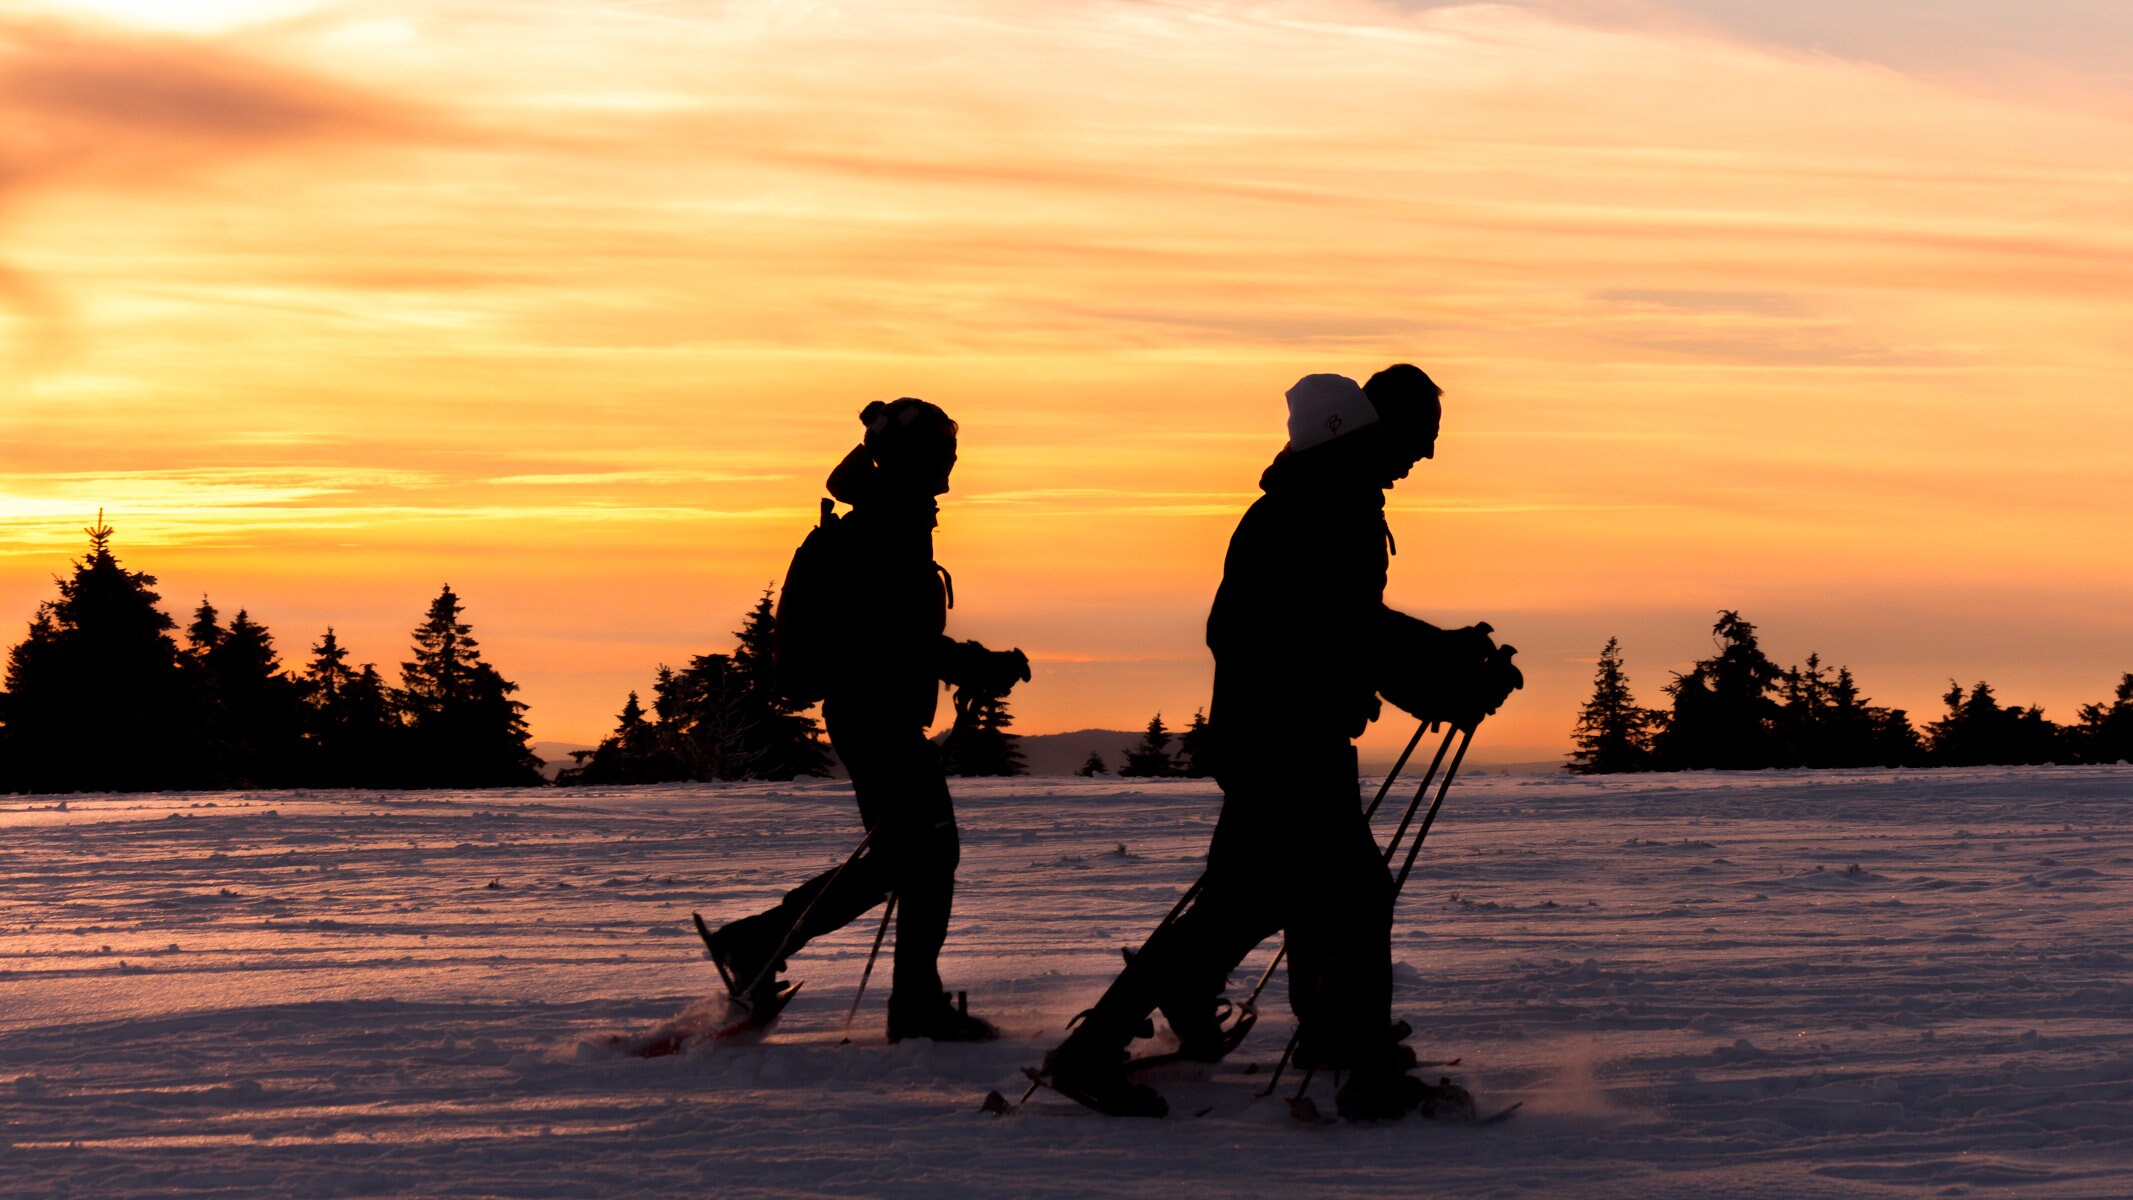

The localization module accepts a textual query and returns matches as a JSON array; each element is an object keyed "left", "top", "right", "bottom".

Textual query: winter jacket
[
  {"left": 1205, "top": 444, "right": 1454, "bottom": 763},
  {"left": 817, "top": 447, "right": 980, "bottom": 732}
]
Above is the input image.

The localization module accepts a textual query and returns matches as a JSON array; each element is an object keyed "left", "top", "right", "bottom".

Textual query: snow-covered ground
[{"left": 5, "top": 767, "right": 2133, "bottom": 1198}]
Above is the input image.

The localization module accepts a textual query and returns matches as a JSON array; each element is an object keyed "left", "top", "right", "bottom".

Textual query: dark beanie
[
  {"left": 1363, "top": 364, "right": 1442, "bottom": 421},
  {"left": 860, "top": 397, "right": 957, "bottom": 463}
]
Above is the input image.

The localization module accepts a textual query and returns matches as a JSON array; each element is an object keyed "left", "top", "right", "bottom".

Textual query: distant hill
[
  {"left": 1364, "top": 757, "right": 1568, "bottom": 778},
  {"left": 530, "top": 741, "right": 594, "bottom": 781},
  {"left": 536, "top": 732, "right": 1565, "bottom": 782},
  {"left": 1010, "top": 729, "right": 1151, "bottom": 777},
  {"left": 1012, "top": 730, "right": 1567, "bottom": 779}
]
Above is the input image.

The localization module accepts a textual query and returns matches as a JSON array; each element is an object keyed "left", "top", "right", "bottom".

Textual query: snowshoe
[
  {"left": 1417, "top": 1076, "right": 1479, "bottom": 1122},
  {"left": 1330, "top": 1071, "right": 1480, "bottom": 1123},
  {"left": 614, "top": 980, "right": 804, "bottom": 1057},
  {"left": 1157, "top": 994, "right": 1255, "bottom": 1064},
  {"left": 1123, "top": 1000, "right": 1259, "bottom": 1079},
  {"left": 1032, "top": 1047, "right": 1168, "bottom": 1118},
  {"left": 1334, "top": 1067, "right": 1430, "bottom": 1122}
]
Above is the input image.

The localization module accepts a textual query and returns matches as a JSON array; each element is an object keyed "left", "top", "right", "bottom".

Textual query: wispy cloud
[
  {"left": 3, "top": 0, "right": 2130, "bottom": 748},
  {"left": 485, "top": 471, "right": 792, "bottom": 487},
  {"left": 0, "top": 16, "right": 434, "bottom": 191},
  {"left": 0, "top": 14, "right": 442, "bottom": 377}
]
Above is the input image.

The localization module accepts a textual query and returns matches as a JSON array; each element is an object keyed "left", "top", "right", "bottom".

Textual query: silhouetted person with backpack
[
  {"left": 1038, "top": 366, "right": 1520, "bottom": 1118},
  {"left": 703, "top": 398, "right": 1029, "bottom": 1042}
]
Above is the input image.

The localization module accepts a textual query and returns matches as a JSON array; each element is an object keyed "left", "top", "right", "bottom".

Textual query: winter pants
[
  {"left": 1063, "top": 745, "right": 1396, "bottom": 1068},
  {"left": 740, "top": 714, "right": 960, "bottom": 1004}
]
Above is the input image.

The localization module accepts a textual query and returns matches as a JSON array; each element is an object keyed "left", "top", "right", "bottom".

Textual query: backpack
[
  {"left": 773, "top": 498, "right": 958, "bottom": 707},
  {"left": 773, "top": 499, "right": 857, "bottom": 706}
]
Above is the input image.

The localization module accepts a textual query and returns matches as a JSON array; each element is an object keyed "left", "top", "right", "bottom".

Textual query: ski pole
[
  {"left": 1258, "top": 719, "right": 1480, "bottom": 1101},
  {"left": 840, "top": 893, "right": 897, "bottom": 1042},
  {"left": 1378, "top": 726, "right": 1459, "bottom": 869},
  {"left": 1367, "top": 720, "right": 1431, "bottom": 821},
  {"left": 1393, "top": 725, "right": 1476, "bottom": 894}
]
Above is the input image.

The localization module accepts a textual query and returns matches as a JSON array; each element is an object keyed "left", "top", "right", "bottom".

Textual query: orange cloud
[
  {"left": 0, "top": 15, "right": 436, "bottom": 372},
  {"left": 0, "top": 16, "right": 429, "bottom": 189}
]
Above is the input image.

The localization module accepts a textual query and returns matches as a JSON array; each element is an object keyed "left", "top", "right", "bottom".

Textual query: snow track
[{"left": 4, "top": 768, "right": 2132, "bottom": 1197}]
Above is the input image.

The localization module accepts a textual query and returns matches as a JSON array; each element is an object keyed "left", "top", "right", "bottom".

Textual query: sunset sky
[{"left": 4, "top": 0, "right": 2130, "bottom": 762}]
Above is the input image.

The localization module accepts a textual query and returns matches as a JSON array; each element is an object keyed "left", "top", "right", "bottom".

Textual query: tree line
[
  {"left": 1573, "top": 611, "right": 2133, "bottom": 773},
  {"left": 0, "top": 518, "right": 542, "bottom": 793},
  {"left": 558, "top": 590, "right": 1033, "bottom": 784},
  {"left": 1076, "top": 710, "right": 1216, "bottom": 778}
]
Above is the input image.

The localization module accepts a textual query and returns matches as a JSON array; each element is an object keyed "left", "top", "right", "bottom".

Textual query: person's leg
[
  {"left": 707, "top": 830, "right": 892, "bottom": 1000},
  {"left": 831, "top": 720, "right": 990, "bottom": 1038},
  {"left": 726, "top": 846, "right": 892, "bottom": 951},
  {"left": 1043, "top": 800, "right": 1281, "bottom": 1113},
  {"left": 703, "top": 715, "right": 912, "bottom": 997},
  {"left": 1269, "top": 749, "right": 1431, "bottom": 1119},
  {"left": 849, "top": 736, "right": 958, "bottom": 1004},
  {"left": 1284, "top": 796, "right": 1395, "bottom": 1070},
  {"left": 1142, "top": 796, "right": 1291, "bottom": 1056}
]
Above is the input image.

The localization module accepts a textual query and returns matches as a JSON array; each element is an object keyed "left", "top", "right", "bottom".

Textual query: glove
[
  {"left": 1443, "top": 645, "right": 1522, "bottom": 729},
  {"left": 1378, "top": 620, "right": 1496, "bottom": 725},
  {"left": 1382, "top": 630, "right": 1519, "bottom": 730},
  {"left": 1477, "top": 647, "right": 1523, "bottom": 716},
  {"left": 945, "top": 640, "right": 1031, "bottom": 698},
  {"left": 1446, "top": 622, "right": 1498, "bottom": 663}
]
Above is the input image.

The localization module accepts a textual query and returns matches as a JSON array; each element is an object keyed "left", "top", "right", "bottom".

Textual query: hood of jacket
[{"left": 827, "top": 443, "right": 940, "bottom": 527}]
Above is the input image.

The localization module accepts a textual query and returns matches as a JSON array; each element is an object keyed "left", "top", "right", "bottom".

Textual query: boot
[
  {"left": 1417, "top": 1076, "right": 1478, "bottom": 1121},
  {"left": 1042, "top": 1039, "right": 1168, "bottom": 1118},
  {"left": 1330, "top": 1022, "right": 1431, "bottom": 1123},
  {"left": 704, "top": 915, "right": 789, "bottom": 1008},
  {"left": 1334, "top": 1066, "right": 1428, "bottom": 1122},
  {"left": 887, "top": 990, "right": 1000, "bottom": 1043},
  {"left": 1156, "top": 994, "right": 1230, "bottom": 1063}
]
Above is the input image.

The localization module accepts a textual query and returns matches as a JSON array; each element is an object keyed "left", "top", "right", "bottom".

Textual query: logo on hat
[{"left": 1326, "top": 414, "right": 1343, "bottom": 434}]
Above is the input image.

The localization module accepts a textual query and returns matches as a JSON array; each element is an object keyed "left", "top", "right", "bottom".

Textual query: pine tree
[
  {"left": 1076, "top": 750, "right": 1107, "bottom": 777},
  {"left": 399, "top": 585, "right": 541, "bottom": 787},
  {"left": 566, "top": 690, "right": 670, "bottom": 784},
  {"left": 1805, "top": 665, "right": 1920, "bottom": 768},
  {"left": 2071, "top": 673, "right": 2133, "bottom": 764},
  {"left": 1928, "top": 681, "right": 2059, "bottom": 766},
  {"left": 728, "top": 589, "right": 830, "bottom": 780},
  {"left": 203, "top": 609, "right": 305, "bottom": 786},
  {"left": 1777, "top": 653, "right": 1830, "bottom": 766},
  {"left": 334, "top": 663, "right": 406, "bottom": 785},
  {"left": 1570, "top": 637, "right": 1658, "bottom": 774},
  {"left": 186, "top": 597, "right": 225, "bottom": 656},
  {"left": 1873, "top": 705, "right": 1925, "bottom": 767},
  {"left": 402, "top": 584, "right": 479, "bottom": 718},
  {"left": 656, "top": 652, "right": 756, "bottom": 781},
  {"left": 304, "top": 627, "right": 354, "bottom": 707},
  {"left": 1177, "top": 708, "right": 1215, "bottom": 778},
  {"left": 0, "top": 514, "right": 201, "bottom": 792},
  {"left": 651, "top": 664, "right": 682, "bottom": 725},
  {"left": 945, "top": 692, "right": 1026, "bottom": 777},
  {"left": 1652, "top": 611, "right": 1786, "bottom": 771},
  {"left": 301, "top": 629, "right": 403, "bottom": 785},
  {"left": 1119, "top": 713, "right": 1178, "bottom": 777},
  {"left": 615, "top": 690, "right": 656, "bottom": 762}
]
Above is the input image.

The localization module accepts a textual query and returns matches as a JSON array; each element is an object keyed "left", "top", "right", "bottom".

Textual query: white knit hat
[{"left": 1285, "top": 374, "right": 1379, "bottom": 451}]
